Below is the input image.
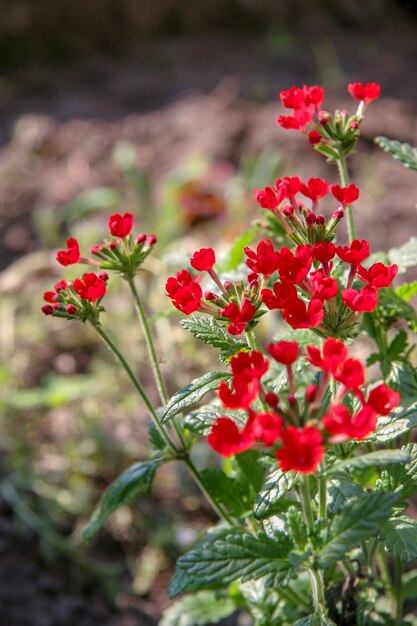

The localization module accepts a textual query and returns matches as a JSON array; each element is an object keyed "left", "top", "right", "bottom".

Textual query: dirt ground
[{"left": 1, "top": 14, "right": 417, "bottom": 626}]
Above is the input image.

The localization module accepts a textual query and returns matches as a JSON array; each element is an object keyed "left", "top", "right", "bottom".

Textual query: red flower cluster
[
  {"left": 42, "top": 272, "right": 108, "bottom": 318},
  {"left": 348, "top": 82, "right": 381, "bottom": 104},
  {"left": 278, "top": 84, "right": 324, "bottom": 131}
]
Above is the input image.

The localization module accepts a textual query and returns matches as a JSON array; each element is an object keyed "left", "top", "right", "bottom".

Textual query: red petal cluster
[
  {"left": 108, "top": 212, "right": 134, "bottom": 238},
  {"left": 56, "top": 238, "right": 81, "bottom": 266},
  {"left": 221, "top": 298, "right": 256, "bottom": 335},
  {"left": 73, "top": 272, "right": 107, "bottom": 302},
  {"left": 165, "top": 270, "right": 202, "bottom": 314},
  {"left": 348, "top": 82, "right": 381, "bottom": 103},
  {"left": 190, "top": 247, "right": 216, "bottom": 272}
]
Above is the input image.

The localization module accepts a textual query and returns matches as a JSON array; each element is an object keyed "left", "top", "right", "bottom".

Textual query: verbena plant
[{"left": 42, "top": 81, "right": 417, "bottom": 626}]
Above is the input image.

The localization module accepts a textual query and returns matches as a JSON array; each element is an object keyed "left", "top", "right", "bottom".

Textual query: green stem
[
  {"left": 93, "top": 322, "right": 179, "bottom": 455},
  {"left": 336, "top": 157, "right": 355, "bottom": 243},
  {"left": 183, "top": 456, "right": 234, "bottom": 525},
  {"left": 246, "top": 329, "right": 258, "bottom": 351},
  {"left": 127, "top": 276, "right": 187, "bottom": 448},
  {"left": 395, "top": 558, "right": 404, "bottom": 624}
]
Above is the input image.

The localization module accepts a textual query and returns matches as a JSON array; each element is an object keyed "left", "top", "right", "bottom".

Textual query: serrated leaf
[
  {"left": 388, "top": 330, "right": 408, "bottom": 359},
  {"left": 381, "top": 516, "right": 417, "bottom": 563},
  {"left": 162, "top": 371, "right": 230, "bottom": 423},
  {"left": 396, "top": 281, "right": 417, "bottom": 302},
  {"left": 181, "top": 315, "right": 247, "bottom": 359},
  {"left": 375, "top": 136, "right": 417, "bottom": 172},
  {"left": 253, "top": 468, "right": 297, "bottom": 520},
  {"left": 318, "top": 492, "right": 399, "bottom": 568},
  {"left": 295, "top": 614, "right": 338, "bottom": 626},
  {"left": 184, "top": 405, "right": 247, "bottom": 436},
  {"left": 326, "top": 472, "right": 363, "bottom": 515},
  {"left": 169, "top": 529, "right": 292, "bottom": 597},
  {"left": 83, "top": 458, "right": 162, "bottom": 541},
  {"left": 160, "top": 591, "right": 236, "bottom": 626},
  {"left": 200, "top": 468, "right": 250, "bottom": 517},
  {"left": 287, "top": 506, "right": 308, "bottom": 550},
  {"left": 390, "top": 362, "right": 417, "bottom": 402},
  {"left": 376, "top": 287, "right": 417, "bottom": 329},
  {"left": 373, "top": 402, "right": 417, "bottom": 443},
  {"left": 234, "top": 450, "right": 271, "bottom": 493},
  {"left": 325, "top": 449, "right": 410, "bottom": 475},
  {"left": 148, "top": 420, "right": 167, "bottom": 451},
  {"left": 388, "top": 237, "right": 417, "bottom": 274},
  {"left": 383, "top": 443, "right": 417, "bottom": 499}
]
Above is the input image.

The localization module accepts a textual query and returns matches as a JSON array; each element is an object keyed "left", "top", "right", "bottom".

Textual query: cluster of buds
[
  {"left": 254, "top": 175, "right": 359, "bottom": 244},
  {"left": 42, "top": 211, "right": 158, "bottom": 321},
  {"left": 166, "top": 240, "right": 397, "bottom": 339},
  {"left": 277, "top": 82, "right": 380, "bottom": 159},
  {"left": 207, "top": 339, "right": 400, "bottom": 473}
]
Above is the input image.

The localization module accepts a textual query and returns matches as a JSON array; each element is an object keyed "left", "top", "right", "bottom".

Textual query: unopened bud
[
  {"left": 136, "top": 233, "right": 147, "bottom": 245},
  {"left": 98, "top": 272, "right": 109, "bottom": 282},
  {"left": 109, "top": 241, "right": 118, "bottom": 250},
  {"left": 67, "top": 304, "right": 78, "bottom": 315},
  {"left": 308, "top": 130, "right": 322, "bottom": 145},
  {"left": 204, "top": 291, "right": 217, "bottom": 301},
  {"left": 224, "top": 281, "right": 232, "bottom": 290},
  {"left": 41, "top": 304, "right": 54, "bottom": 315},
  {"left": 282, "top": 204, "right": 294, "bottom": 217},
  {"left": 333, "top": 209, "right": 344, "bottom": 220},
  {"left": 305, "top": 384, "right": 318, "bottom": 403},
  {"left": 265, "top": 392, "right": 279, "bottom": 409},
  {"left": 90, "top": 244, "right": 103, "bottom": 255},
  {"left": 350, "top": 120, "right": 359, "bottom": 129},
  {"left": 316, "top": 215, "right": 325, "bottom": 226},
  {"left": 288, "top": 394, "right": 297, "bottom": 406},
  {"left": 147, "top": 234, "right": 157, "bottom": 246},
  {"left": 306, "top": 212, "right": 316, "bottom": 225}
]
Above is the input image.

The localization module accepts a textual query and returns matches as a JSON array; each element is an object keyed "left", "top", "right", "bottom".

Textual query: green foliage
[
  {"left": 325, "top": 449, "right": 410, "bottom": 475},
  {"left": 184, "top": 405, "right": 247, "bottom": 435},
  {"left": 380, "top": 444, "right": 417, "bottom": 499},
  {"left": 375, "top": 287, "right": 417, "bottom": 331},
  {"left": 318, "top": 493, "right": 399, "bottom": 568},
  {"left": 287, "top": 506, "right": 308, "bottom": 551},
  {"left": 234, "top": 450, "right": 270, "bottom": 493},
  {"left": 375, "top": 137, "right": 417, "bottom": 172},
  {"left": 162, "top": 371, "right": 230, "bottom": 423},
  {"left": 253, "top": 468, "right": 297, "bottom": 520},
  {"left": 390, "top": 362, "right": 417, "bottom": 402},
  {"left": 373, "top": 403, "right": 417, "bottom": 443},
  {"left": 396, "top": 281, "right": 417, "bottom": 302},
  {"left": 160, "top": 591, "right": 236, "bottom": 626},
  {"left": 326, "top": 472, "right": 363, "bottom": 515},
  {"left": 381, "top": 516, "right": 417, "bottom": 563},
  {"left": 295, "top": 614, "right": 338, "bottom": 626},
  {"left": 180, "top": 315, "right": 247, "bottom": 361},
  {"left": 200, "top": 468, "right": 250, "bottom": 518},
  {"left": 83, "top": 458, "right": 163, "bottom": 541},
  {"left": 169, "top": 529, "right": 292, "bottom": 597}
]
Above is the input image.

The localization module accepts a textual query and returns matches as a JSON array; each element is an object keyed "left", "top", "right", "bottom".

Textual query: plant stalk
[{"left": 336, "top": 157, "right": 355, "bottom": 243}]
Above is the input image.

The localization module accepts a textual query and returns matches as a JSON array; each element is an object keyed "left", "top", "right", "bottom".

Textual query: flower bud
[
  {"left": 316, "top": 215, "right": 325, "bottom": 225},
  {"left": 41, "top": 304, "right": 54, "bottom": 315},
  {"left": 67, "top": 304, "right": 78, "bottom": 315},
  {"left": 305, "top": 384, "right": 318, "bottom": 403},
  {"left": 265, "top": 392, "right": 279, "bottom": 409},
  {"left": 333, "top": 209, "right": 344, "bottom": 220},
  {"left": 204, "top": 291, "right": 218, "bottom": 301},
  {"left": 308, "top": 130, "right": 322, "bottom": 144},
  {"left": 136, "top": 233, "right": 147, "bottom": 245},
  {"left": 147, "top": 234, "right": 157, "bottom": 246},
  {"left": 98, "top": 272, "right": 109, "bottom": 282},
  {"left": 90, "top": 244, "right": 104, "bottom": 255},
  {"left": 306, "top": 212, "right": 316, "bottom": 225},
  {"left": 109, "top": 241, "right": 118, "bottom": 250},
  {"left": 282, "top": 204, "right": 294, "bottom": 217}
]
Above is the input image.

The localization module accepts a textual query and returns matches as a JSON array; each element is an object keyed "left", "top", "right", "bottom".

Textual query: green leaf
[
  {"left": 160, "top": 591, "right": 236, "bottom": 626},
  {"left": 325, "top": 449, "right": 410, "bottom": 475},
  {"left": 388, "top": 237, "right": 417, "bottom": 274},
  {"left": 148, "top": 420, "right": 167, "bottom": 451},
  {"left": 200, "top": 469, "right": 250, "bottom": 517},
  {"left": 253, "top": 468, "right": 297, "bottom": 520},
  {"left": 381, "top": 516, "right": 417, "bottom": 563},
  {"left": 295, "top": 614, "right": 338, "bottom": 626},
  {"left": 287, "top": 506, "right": 308, "bottom": 550},
  {"left": 318, "top": 493, "right": 399, "bottom": 568},
  {"left": 326, "top": 472, "right": 363, "bottom": 515},
  {"left": 373, "top": 402, "right": 417, "bottom": 443},
  {"left": 390, "top": 362, "right": 417, "bottom": 402},
  {"left": 180, "top": 315, "right": 247, "bottom": 360},
  {"left": 382, "top": 443, "right": 417, "bottom": 499},
  {"left": 388, "top": 330, "right": 408, "bottom": 359},
  {"left": 396, "top": 281, "right": 417, "bottom": 302},
  {"left": 184, "top": 405, "right": 247, "bottom": 435},
  {"left": 376, "top": 287, "right": 417, "bottom": 329},
  {"left": 375, "top": 137, "right": 417, "bottom": 172},
  {"left": 220, "top": 226, "right": 260, "bottom": 272},
  {"left": 83, "top": 458, "right": 162, "bottom": 541},
  {"left": 234, "top": 450, "right": 270, "bottom": 493},
  {"left": 162, "top": 371, "right": 230, "bottom": 423},
  {"left": 402, "top": 570, "right": 417, "bottom": 601},
  {"left": 169, "top": 529, "right": 292, "bottom": 597}
]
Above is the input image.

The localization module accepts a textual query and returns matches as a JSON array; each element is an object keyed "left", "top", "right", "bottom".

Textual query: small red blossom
[
  {"left": 207, "top": 417, "right": 254, "bottom": 457},
  {"left": 330, "top": 184, "right": 360, "bottom": 205},
  {"left": 267, "top": 341, "right": 299, "bottom": 366},
  {"left": 276, "top": 176, "right": 302, "bottom": 199},
  {"left": 245, "top": 240, "right": 281, "bottom": 276},
  {"left": 357, "top": 262, "right": 398, "bottom": 288},
  {"left": 254, "top": 186, "right": 279, "bottom": 209},
  {"left": 280, "top": 86, "right": 305, "bottom": 109},
  {"left": 312, "top": 242, "right": 336, "bottom": 264},
  {"left": 282, "top": 297, "right": 324, "bottom": 329},
  {"left": 73, "top": 272, "right": 107, "bottom": 302},
  {"left": 166, "top": 270, "right": 203, "bottom": 315},
  {"left": 56, "top": 238, "right": 80, "bottom": 266},
  {"left": 307, "top": 337, "right": 348, "bottom": 375},
  {"left": 335, "top": 358, "right": 365, "bottom": 390},
  {"left": 108, "top": 212, "right": 134, "bottom": 237},
  {"left": 277, "top": 425, "right": 325, "bottom": 474},
  {"left": 336, "top": 239, "right": 370, "bottom": 265},
  {"left": 190, "top": 247, "right": 216, "bottom": 272},
  {"left": 231, "top": 351, "right": 269, "bottom": 382},
  {"left": 368, "top": 384, "right": 400, "bottom": 415},
  {"left": 261, "top": 279, "right": 298, "bottom": 310},
  {"left": 300, "top": 177, "right": 328, "bottom": 201},
  {"left": 54, "top": 279, "right": 67, "bottom": 292},
  {"left": 218, "top": 377, "right": 259, "bottom": 409},
  {"left": 251, "top": 411, "right": 284, "bottom": 446},
  {"left": 43, "top": 291, "right": 58, "bottom": 303},
  {"left": 323, "top": 404, "right": 377, "bottom": 441},
  {"left": 310, "top": 269, "right": 339, "bottom": 300},
  {"left": 342, "top": 285, "right": 378, "bottom": 312},
  {"left": 221, "top": 298, "right": 256, "bottom": 335},
  {"left": 278, "top": 245, "right": 313, "bottom": 284},
  {"left": 348, "top": 82, "right": 381, "bottom": 103},
  {"left": 277, "top": 107, "right": 314, "bottom": 130}
]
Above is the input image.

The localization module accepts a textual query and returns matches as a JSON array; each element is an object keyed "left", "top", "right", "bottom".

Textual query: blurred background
[{"left": 0, "top": 1, "right": 417, "bottom": 624}]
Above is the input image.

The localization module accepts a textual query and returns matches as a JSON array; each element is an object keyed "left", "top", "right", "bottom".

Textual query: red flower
[
  {"left": 254, "top": 186, "right": 279, "bottom": 209},
  {"left": 280, "top": 86, "right": 305, "bottom": 109},
  {"left": 282, "top": 297, "right": 324, "bottom": 329},
  {"left": 277, "top": 425, "right": 325, "bottom": 474},
  {"left": 304, "top": 85, "right": 325, "bottom": 108},
  {"left": 231, "top": 350, "right": 269, "bottom": 381},
  {"left": 221, "top": 298, "right": 256, "bottom": 335},
  {"left": 43, "top": 291, "right": 58, "bottom": 303},
  {"left": 166, "top": 270, "right": 203, "bottom": 314},
  {"left": 300, "top": 177, "right": 328, "bottom": 201},
  {"left": 348, "top": 82, "right": 380, "bottom": 103},
  {"left": 330, "top": 184, "right": 360, "bottom": 205},
  {"left": 357, "top": 262, "right": 398, "bottom": 288},
  {"left": 108, "top": 212, "right": 134, "bottom": 237},
  {"left": 277, "top": 107, "right": 314, "bottom": 130},
  {"left": 335, "top": 358, "right": 365, "bottom": 389},
  {"left": 73, "top": 272, "right": 107, "bottom": 302},
  {"left": 368, "top": 384, "right": 400, "bottom": 415},
  {"left": 218, "top": 377, "right": 259, "bottom": 409},
  {"left": 277, "top": 176, "right": 302, "bottom": 199},
  {"left": 54, "top": 279, "right": 68, "bottom": 292},
  {"left": 336, "top": 239, "right": 370, "bottom": 265},
  {"left": 190, "top": 247, "right": 216, "bottom": 272},
  {"left": 56, "top": 238, "right": 80, "bottom": 266},
  {"left": 267, "top": 341, "right": 299, "bottom": 365},
  {"left": 261, "top": 279, "right": 298, "bottom": 310},
  {"left": 312, "top": 242, "right": 336, "bottom": 264},
  {"left": 245, "top": 240, "right": 281, "bottom": 276},
  {"left": 278, "top": 245, "right": 313, "bottom": 284},
  {"left": 323, "top": 404, "right": 377, "bottom": 441},
  {"left": 310, "top": 270, "right": 338, "bottom": 300},
  {"left": 207, "top": 417, "right": 254, "bottom": 457},
  {"left": 307, "top": 337, "right": 348, "bottom": 375},
  {"left": 251, "top": 411, "right": 284, "bottom": 446},
  {"left": 342, "top": 285, "right": 378, "bottom": 312}
]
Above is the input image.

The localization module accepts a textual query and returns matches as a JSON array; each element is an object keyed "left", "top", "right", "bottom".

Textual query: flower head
[
  {"left": 108, "top": 212, "right": 134, "bottom": 238},
  {"left": 56, "top": 238, "right": 80, "bottom": 266}
]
